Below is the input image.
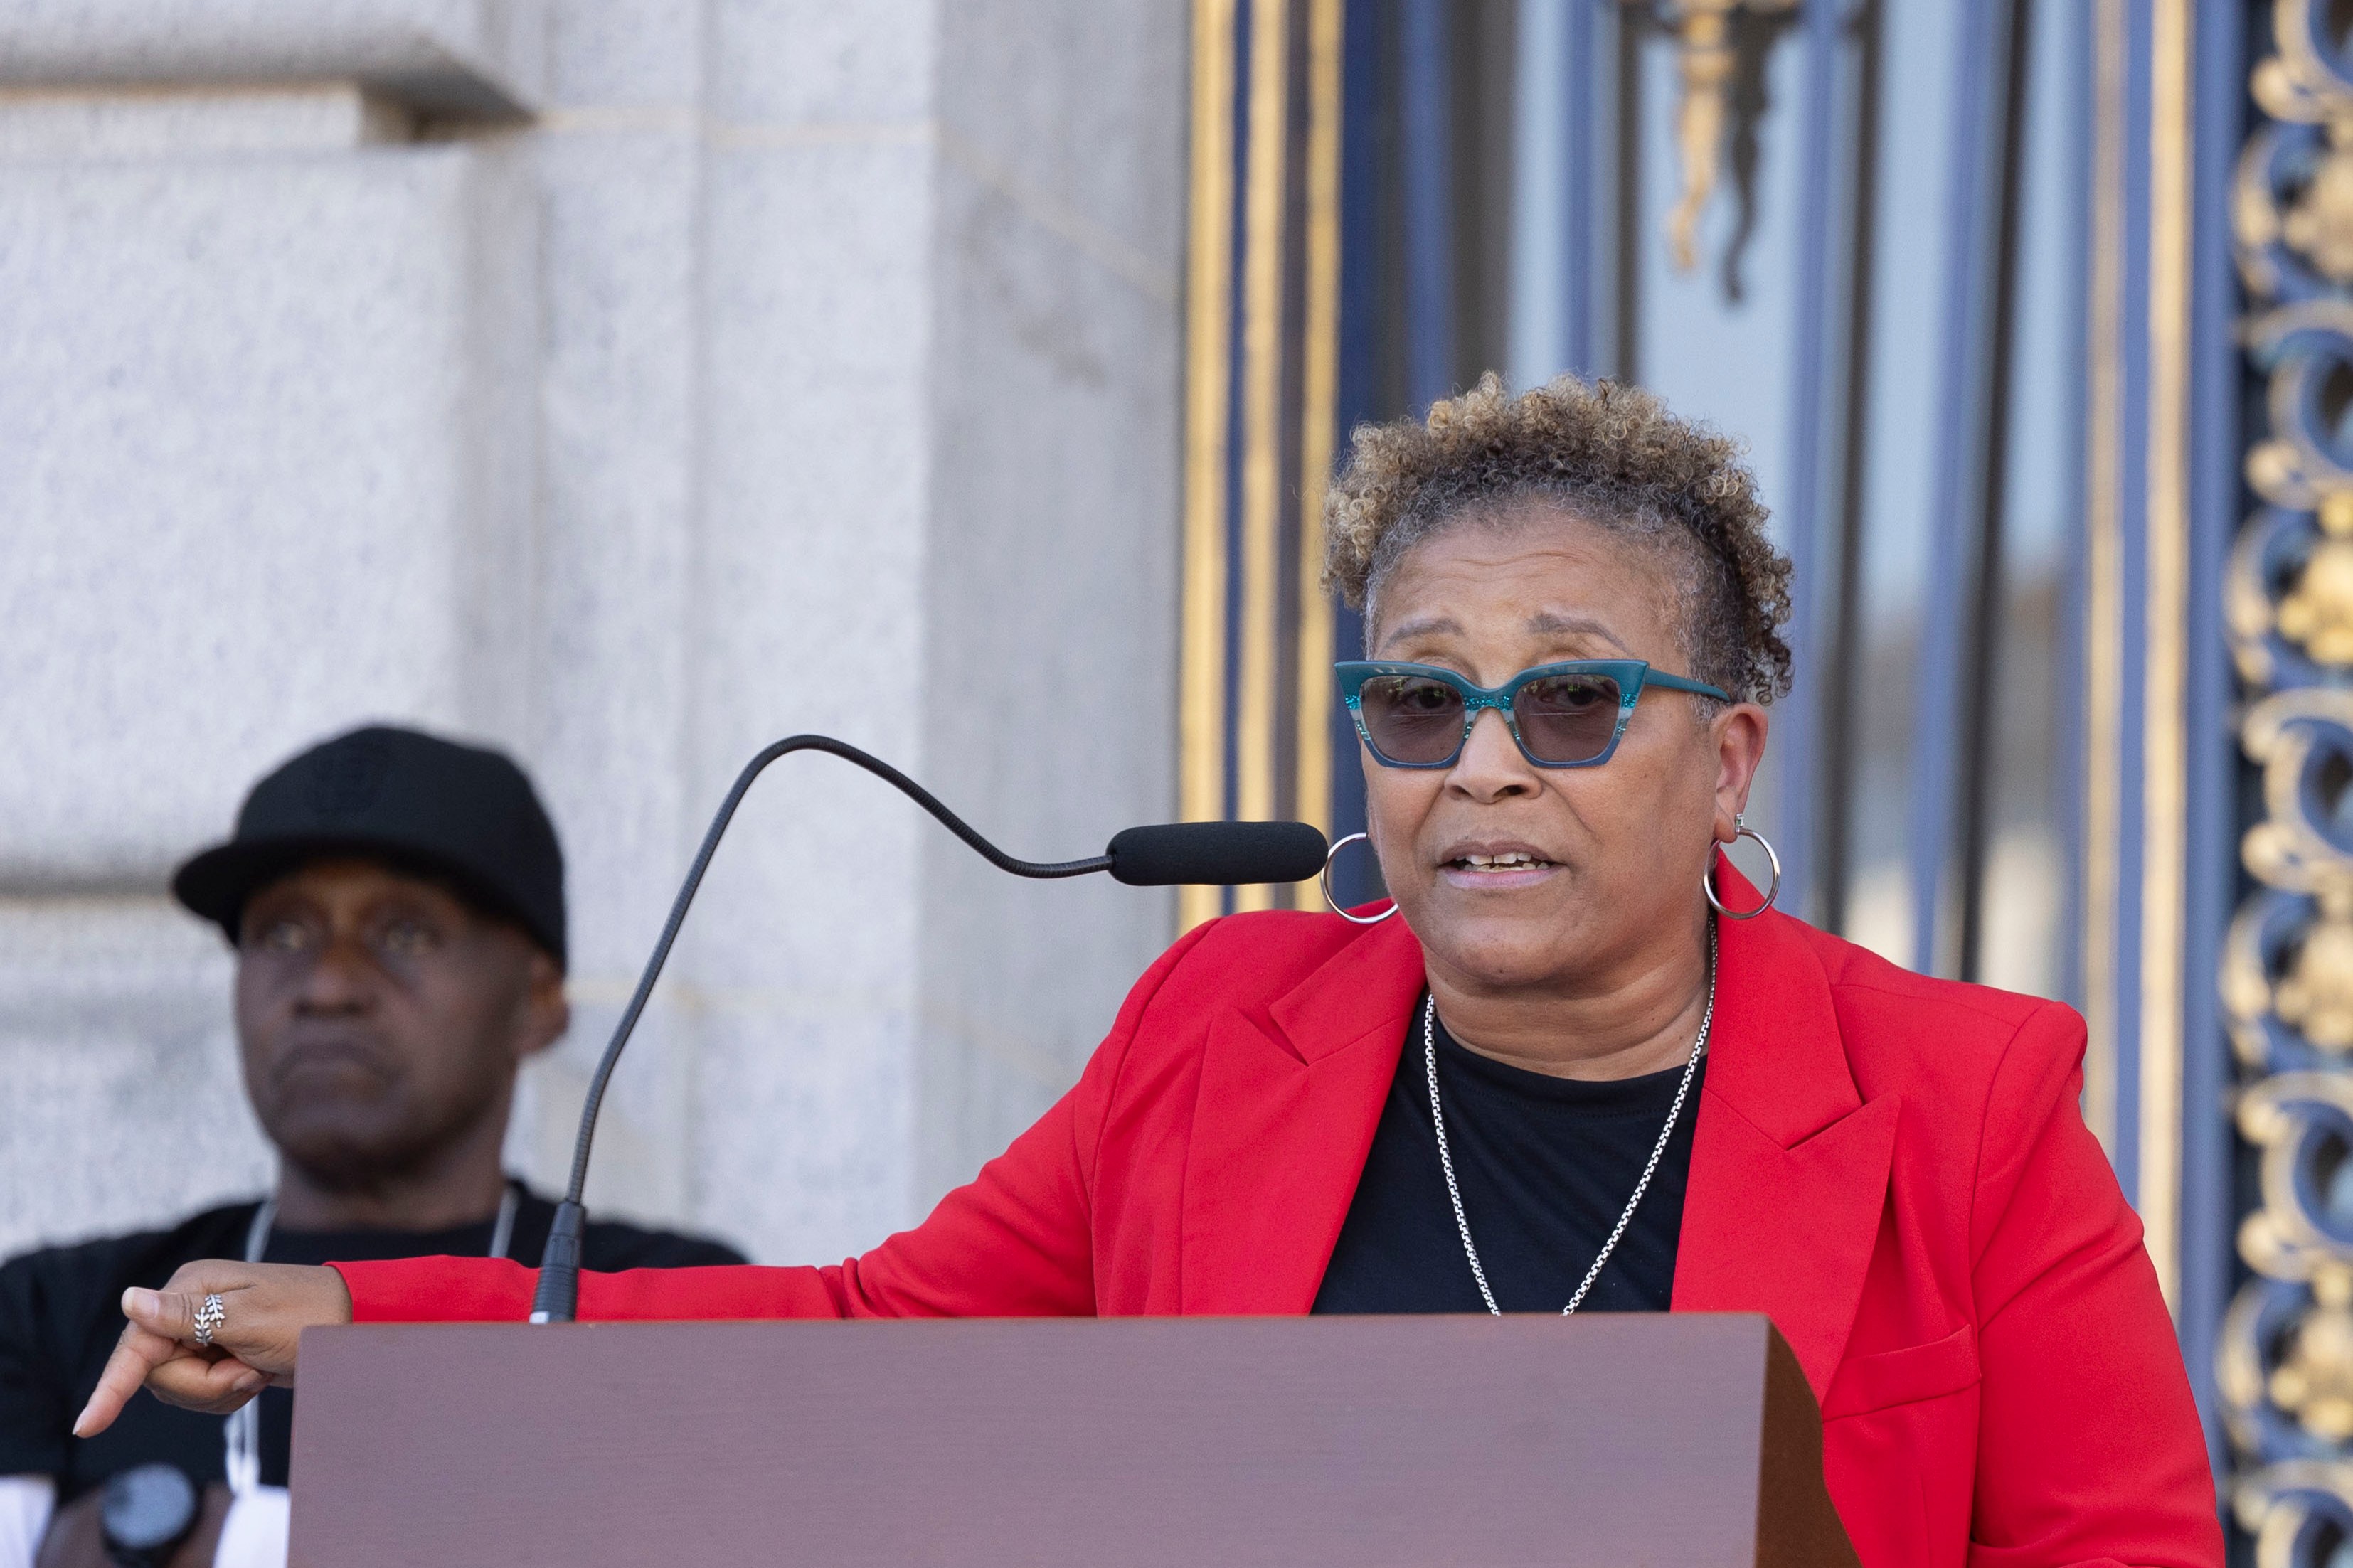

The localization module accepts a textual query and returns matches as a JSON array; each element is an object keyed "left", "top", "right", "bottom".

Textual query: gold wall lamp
[{"left": 1629, "top": 0, "right": 1799, "bottom": 274}]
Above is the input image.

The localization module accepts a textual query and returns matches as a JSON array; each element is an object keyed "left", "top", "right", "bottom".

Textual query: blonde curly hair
[{"left": 1322, "top": 374, "right": 1794, "bottom": 705}]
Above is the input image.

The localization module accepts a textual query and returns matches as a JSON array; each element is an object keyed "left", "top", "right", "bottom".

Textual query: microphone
[
  {"left": 529, "top": 735, "right": 1328, "bottom": 1323},
  {"left": 1105, "top": 821, "right": 1328, "bottom": 887}
]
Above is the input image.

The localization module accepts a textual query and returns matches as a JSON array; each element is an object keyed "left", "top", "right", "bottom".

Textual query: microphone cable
[{"left": 531, "top": 735, "right": 1326, "bottom": 1322}]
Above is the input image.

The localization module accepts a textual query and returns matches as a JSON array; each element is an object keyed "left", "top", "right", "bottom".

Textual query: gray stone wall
[{"left": 0, "top": 0, "right": 1184, "bottom": 1267}]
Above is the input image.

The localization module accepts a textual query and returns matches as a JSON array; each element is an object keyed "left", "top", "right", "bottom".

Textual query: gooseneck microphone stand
[
  {"left": 531, "top": 737, "right": 1112, "bottom": 1322},
  {"left": 529, "top": 735, "right": 1325, "bottom": 1323}
]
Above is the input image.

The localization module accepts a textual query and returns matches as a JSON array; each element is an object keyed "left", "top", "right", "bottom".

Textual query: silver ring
[
  {"left": 193, "top": 1293, "right": 225, "bottom": 1348},
  {"left": 1319, "top": 832, "right": 1400, "bottom": 924},
  {"left": 1703, "top": 813, "right": 1782, "bottom": 919}
]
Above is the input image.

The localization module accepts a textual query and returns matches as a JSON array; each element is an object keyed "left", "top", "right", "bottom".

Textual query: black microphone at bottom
[{"left": 529, "top": 735, "right": 1327, "bottom": 1323}]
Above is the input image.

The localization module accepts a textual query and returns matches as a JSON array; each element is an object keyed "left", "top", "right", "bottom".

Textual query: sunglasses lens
[
  {"left": 1512, "top": 672, "right": 1623, "bottom": 764},
  {"left": 1358, "top": 675, "right": 1466, "bottom": 763}
]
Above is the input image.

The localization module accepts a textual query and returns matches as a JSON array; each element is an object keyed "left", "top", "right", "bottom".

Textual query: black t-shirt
[
  {"left": 1313, "top": 996, "right": 1706, "bottom": 1314},
  {"left": 0, "top": 1185, "right": 743, "bottom": 1504}
]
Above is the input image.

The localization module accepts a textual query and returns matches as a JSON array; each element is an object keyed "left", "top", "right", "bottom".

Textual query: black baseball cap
[{"left": 172, "top": 725, "right": 568, "bottom": 969}]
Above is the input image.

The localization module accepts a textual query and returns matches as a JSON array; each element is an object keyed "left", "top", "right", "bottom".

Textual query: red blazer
[{"left": 339, "top": 889, "right": 2222, "bottom": 1567}]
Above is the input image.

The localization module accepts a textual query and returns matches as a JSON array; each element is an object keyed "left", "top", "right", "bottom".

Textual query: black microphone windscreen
[{"left": 1105, "top": 821, "right": 1329, "bottom": 887}]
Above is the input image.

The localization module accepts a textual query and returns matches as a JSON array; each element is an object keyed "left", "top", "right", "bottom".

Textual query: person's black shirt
[
  {"left": 1314, "top": 996, "right": 1705, "bottom": 1314},
  {"left": 0, "top": 1185, "right": 743, "bottom": 1503}
]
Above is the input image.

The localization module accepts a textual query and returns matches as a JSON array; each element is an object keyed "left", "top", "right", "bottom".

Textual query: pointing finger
[
  {"left": 75, "top": 1261, "right": 351, "bottom": 1437},
  {"left": 74, "top": 1323, "right": 186, "bottom": 1437}
]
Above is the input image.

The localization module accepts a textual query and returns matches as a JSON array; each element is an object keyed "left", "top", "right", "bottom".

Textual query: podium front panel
[{"left": 290, "top": 1313, "right": 1843, "bottom": 1567}]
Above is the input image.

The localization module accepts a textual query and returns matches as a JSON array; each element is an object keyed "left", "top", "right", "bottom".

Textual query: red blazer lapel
[
  {"left": 1673, "top": 882, "right": 1896, "bottom": 1401},
  {"left": 1172, "top": 883, "right": 1894, "bottom": 1382},
  {"left": 1179, "top": 918, "right": 1425, "bottom": 1313}
]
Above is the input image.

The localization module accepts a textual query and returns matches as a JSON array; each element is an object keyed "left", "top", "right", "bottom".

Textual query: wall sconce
[{"left": 1632, "top": 0, "right": 1799, "bottom": 274}]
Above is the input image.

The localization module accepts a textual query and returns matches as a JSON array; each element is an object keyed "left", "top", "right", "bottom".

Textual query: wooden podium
[{"left": 289, "top": 1313, "right": 1858, "bottom": 1567}]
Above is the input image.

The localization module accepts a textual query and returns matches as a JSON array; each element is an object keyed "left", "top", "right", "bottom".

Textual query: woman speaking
[{"left": 78, "top": 378, "right": 2220, "bottom": 1566}]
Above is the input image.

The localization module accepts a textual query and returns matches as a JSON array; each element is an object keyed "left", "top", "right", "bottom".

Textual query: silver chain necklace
[{"left": 1425, "top": 922, "right": 1716, "bottom": 1316}]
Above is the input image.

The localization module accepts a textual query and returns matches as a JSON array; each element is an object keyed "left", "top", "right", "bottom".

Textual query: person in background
[{"left": 0, "top": 725, "right": 743, "bottom": 1568}]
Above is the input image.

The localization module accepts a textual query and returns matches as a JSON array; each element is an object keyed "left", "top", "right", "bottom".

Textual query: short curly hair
[{"left": 1322, "top": 374, "right": 1793, "bottom": 706}]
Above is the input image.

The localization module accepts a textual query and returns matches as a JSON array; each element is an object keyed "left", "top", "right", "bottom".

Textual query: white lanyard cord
[{"left": 223, "top": 1183, "right": 519, "bottom": 1495}]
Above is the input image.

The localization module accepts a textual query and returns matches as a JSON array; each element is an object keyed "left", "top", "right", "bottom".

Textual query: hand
[{"left": 72, "top": 1262, "right": 351, "bottom": 1437}]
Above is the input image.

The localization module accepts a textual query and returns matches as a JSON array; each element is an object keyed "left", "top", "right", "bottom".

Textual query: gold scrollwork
[
  {"left": 2221, "top": 1279, "right": 2288, "bottom": 1449},
  {"left": 2278, "top": 496, "right": 2353, "bottom": 665},
  {"left": 2239, "top": 688, "right": 2353, "bottom": 902},
  {"left": 2234, "top": 1457, "right": 2353, "bottom": 1567},
  {"left": 2246, "top": 303, "right": 2353, "bottom": 498},
  {"left": 2278, "top": 912, "right": 2353, "bottom": 1054},
  {"left": 2226, "top": 1074, "right": 2353, "bottom": 1485},
  {"left": 2227, "top": 899, "right": 2286, "bottom": 1068},
  {"left": 2227, "top": 5, "right": 2353, "bottom": 1547},
  {"left": 2237, "top": 1072, "right": 2353, "bottom": 1281},
  {"left": 2285, "top": 142, "right": 2353, "bottom": 286},
  {"left": 2272, "top": 1266, "right": 2353, "bottom": 1441},
  {"left": 2252, "top": 0, "right": 2353, "bottom": 131},
  {"left": 2229, "top": 509, "right": 2295, "bottom": 688},
  {"left": 2231, "top": 688, "right": 2353, "bottom": 1052}
]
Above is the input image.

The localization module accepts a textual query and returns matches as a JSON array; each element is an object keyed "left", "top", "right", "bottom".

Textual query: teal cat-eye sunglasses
[{"left": 1334, "top": 659, "right": 1729, "bottom": 769}]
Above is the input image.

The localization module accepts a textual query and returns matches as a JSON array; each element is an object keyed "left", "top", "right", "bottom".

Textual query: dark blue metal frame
[
  {"left": 1325, "top": 0, "right": 1385, "bottom": 907},
  {"left": 1777, "top": 0, "right": 1854, "bottom": 924},
  {"left": 1558, "top": 0, "right": 1602, "bottom": 379},
  {"left": 1300, "top": 0, "right": 2243, "bottom": 1484},
  {"left": 2179, "top": 0, "right": 2248, "bottom": 1475},
  {"left": 1217, "top": 0, "right": 1261, "bottom": 918},
  {"left": 1906, "top": 0, "right": 2014, "bottom": 976},
  {"left": 1398, "top": 0, "right": 1454, "bottom": 410},
  {"left": 2108, "top": 0, "right": 2155, "bottom": 1233}
]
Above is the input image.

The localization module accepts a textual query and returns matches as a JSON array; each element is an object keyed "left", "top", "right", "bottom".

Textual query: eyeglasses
[{"left": 1334, "top": 659, "right": 1728, "bottom": 769}]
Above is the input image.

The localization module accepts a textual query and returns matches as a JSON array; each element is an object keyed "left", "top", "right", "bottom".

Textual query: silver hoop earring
[
  {"left": 1320, "top": 832, "right": 1399, "bottom": 924},
  {"left": 1704, "top": 812, "right": 1781, "bottom": 919}
]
